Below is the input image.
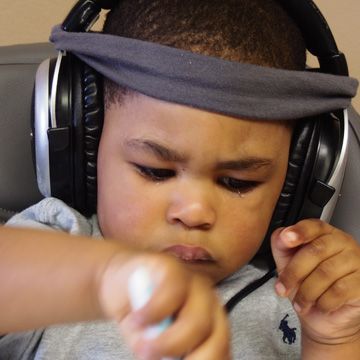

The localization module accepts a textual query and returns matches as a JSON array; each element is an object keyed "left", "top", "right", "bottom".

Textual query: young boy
[{"left": 1, "top": 0, "right": 360, "bottom": 359}]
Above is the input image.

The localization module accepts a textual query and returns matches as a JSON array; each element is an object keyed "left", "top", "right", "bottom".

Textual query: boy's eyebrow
[
  {"left": 125, "top": 138, "right": 273, "bottom": 170},
  {"left": 125, "top": 139, "right": 188, "bottom": 162},
  {"left": 216, "top": 158, "right": 273, "bottom": 171}
]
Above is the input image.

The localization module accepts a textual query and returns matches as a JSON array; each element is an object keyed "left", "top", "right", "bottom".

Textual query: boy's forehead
[
  {"left": 107, "top": 92, "right": 290, "bottom": 129},
  {"left": 104, "top": 92, "right": 292, "bottom": 158}
]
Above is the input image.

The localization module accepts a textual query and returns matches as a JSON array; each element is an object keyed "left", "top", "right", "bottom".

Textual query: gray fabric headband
[{"left": 50, "top": 25, "right": 358, "bottom": 120}]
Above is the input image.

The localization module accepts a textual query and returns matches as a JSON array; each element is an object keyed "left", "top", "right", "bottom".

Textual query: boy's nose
[{"left": 166, "top": 187, "right": 216, "bottom": 230}]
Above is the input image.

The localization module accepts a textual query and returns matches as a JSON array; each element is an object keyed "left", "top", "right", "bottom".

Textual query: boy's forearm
[
  {"left": 302, "top": 333, "right": 360, "bottom": 359},
  {"left": 0, "top": 226, "right": 129, "bottom": 334}
]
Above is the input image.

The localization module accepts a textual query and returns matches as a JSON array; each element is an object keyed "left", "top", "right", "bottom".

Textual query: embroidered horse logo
[{"left": 279, "top": 314, "right": 297, "bottom": 344}]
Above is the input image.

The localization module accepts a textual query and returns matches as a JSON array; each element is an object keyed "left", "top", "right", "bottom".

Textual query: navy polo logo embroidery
[{"left": 279, "top": 314, "right": 297, "bottom": 344}]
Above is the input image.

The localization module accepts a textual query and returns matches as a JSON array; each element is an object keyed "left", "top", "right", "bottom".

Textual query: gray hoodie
[{"left": 1, "top": 198, "right": 300, "bottom": 359}]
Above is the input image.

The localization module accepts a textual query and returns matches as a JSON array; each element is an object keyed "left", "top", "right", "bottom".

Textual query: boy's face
[{"left": 97, "top": 94, "right": 292, "bottom": 283}]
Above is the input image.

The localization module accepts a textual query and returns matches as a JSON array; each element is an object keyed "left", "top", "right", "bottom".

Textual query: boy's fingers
[
  {"left": 273, "top": 220, "right": 359, "bottom": 298},
  {"left": 275, "top": 233, "right": 350, "bottom": 297},
  {"left": 129, "top": 257, "right": 191, "bottom": 326},
  {"left": 271, "top": 227, "right": 294, "bottom": 273},
  {"left": 127, "top": 292, "right": 230, "bottom": 360},
  {"left": 287, "top": 219, "right": 333, "bottom": 241},
  {"left": 292, "top": 250, "right": 360, "bottom": 312},
  {"left": 272, "top": 219, "right": 344, "bottom": 276},
  {"left": 184, "top": 304, "right": 231, "bottom": 360},
  {"left": 135, "top": 276, "right": 215, "bottom": 358}
]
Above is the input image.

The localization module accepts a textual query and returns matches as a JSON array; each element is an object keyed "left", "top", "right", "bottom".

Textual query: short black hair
[{"left": 102, "top": 0, "right": 306, "bottom": 108}]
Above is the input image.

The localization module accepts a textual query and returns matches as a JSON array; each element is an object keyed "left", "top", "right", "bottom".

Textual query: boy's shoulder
[
  {"left": 0, "top": 321, "right": 134, "bottom": 360},
  {"left": 6, "top": 197, "right": 101, "bottom": 237}
]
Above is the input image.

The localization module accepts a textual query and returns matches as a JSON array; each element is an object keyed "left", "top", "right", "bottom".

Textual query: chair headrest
[{"left": 0, "top": 43, "right": 56, "bottom": 222}]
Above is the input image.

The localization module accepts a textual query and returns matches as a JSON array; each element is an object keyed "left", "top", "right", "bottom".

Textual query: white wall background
[{"left": 0, "top": 0, "right": 359, "bottom": 111}]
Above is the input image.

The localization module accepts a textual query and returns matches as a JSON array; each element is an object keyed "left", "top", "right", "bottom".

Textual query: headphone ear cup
[
  {"left": 257, "top": 114, "right": 341, "bottom": 267},
  {"left": 33, "top": 54, "right": 75, "bottom": 205},
  {"left": 271, "top": 119, "right": 319, "bottom": 229},
  {"left": 256, "top": 119, "right": 318, "bottom": 264},
  {"left": 35, "top": 53, "right": 103, "bottom": 215}
]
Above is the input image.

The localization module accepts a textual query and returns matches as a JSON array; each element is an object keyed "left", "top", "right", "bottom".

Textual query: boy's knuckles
[
  {"left": 304, "top": 237, "right": 328, "bottom": 257},
  {"left": 316, "top": 295, "right": 342, "bottom": 313},
  {"left": 132, "top": 339, "right": 159, "bottom": 360},
  {"left": 328, "top": 279, "right": 349, "bottom": 299},
  {"left": 193, "top": 315, "right": 213, "bottom": 337},
  {"left": 185, "top": 309, "right": 230, "bottom": 360},
  {"left": 193, "top": 346, "right": 231, "bottom": 360},
  {"left": 345, "top": 247, "right": 360, "bottom": 262},
  {"left": 314, "top": 259, "right": 338, "bottom": 280},
  {"left": 315, "top": 281, "right": 349, "bottom": 312},
  {"left": 135, "top": 336, "right": 186, "bottom": 360},
  {"left": 294, "top": 289, "right": 314, "bottom": 306},
  {"left": 144, "top": 339, "right": 182, "bottom": 359},
  {"left": 307, "top": 218, "right": 328, "bottom": 229},
  {"left": 174, "top": 316, "right": 212, "bottom": 348},
  {"left": 295, "top": 218, "right": 327, "bottom": 234},
  {"left": 279, "top": 267, "right": 304, "bottom": 288}
]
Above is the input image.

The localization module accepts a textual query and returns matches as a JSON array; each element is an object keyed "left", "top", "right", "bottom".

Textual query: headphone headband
[
  {"left": 277, "top": 0, "right": 348, "bottom": 75},
  {"left": 62, "top": 0, "right": 118, "bottom": 32}
]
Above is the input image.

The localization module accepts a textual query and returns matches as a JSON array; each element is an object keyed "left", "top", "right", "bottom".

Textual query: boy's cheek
[{"left": 214, "top": 223, "right": 269, "bottom": 279}]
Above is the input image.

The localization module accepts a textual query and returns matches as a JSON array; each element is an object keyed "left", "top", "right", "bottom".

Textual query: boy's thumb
[{"left": 270, "top": 227, "right": 299, "bottom": 274}]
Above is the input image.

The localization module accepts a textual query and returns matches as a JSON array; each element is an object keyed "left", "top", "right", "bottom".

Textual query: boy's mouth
[{"left": 163, "top": 245, "right": 214, "bottom": 263}]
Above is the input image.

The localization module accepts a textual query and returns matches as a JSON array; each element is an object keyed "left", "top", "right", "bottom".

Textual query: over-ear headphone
[
  {"left": 32, "top": 0, "right": 350, "bottom": 252},
  {"left": 33, "top": 0, "right": 116, "bottom": 215}
]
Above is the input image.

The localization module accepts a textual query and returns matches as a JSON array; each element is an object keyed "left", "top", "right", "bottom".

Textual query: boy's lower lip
[{"left": 163, "top": 245, "right": 214, "bottom": 262}]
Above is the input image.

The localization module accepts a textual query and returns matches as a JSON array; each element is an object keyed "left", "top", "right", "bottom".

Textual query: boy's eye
[
  {"left": 134, "top": 164, "right": 176, "bottom": 181},
  {"left": 218, "top": 176, "right": 259, "bottom": 195}
]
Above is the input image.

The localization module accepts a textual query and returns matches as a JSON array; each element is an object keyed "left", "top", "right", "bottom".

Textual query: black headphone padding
[
  {"left": 55, "top": 54, "right": 103, "bottom": 215},
  {"left": 258, "top": 120, "right": 317, "bottom": 262},
  {"left": 82, "top": 63, "right": 104, "bottom": 215}
]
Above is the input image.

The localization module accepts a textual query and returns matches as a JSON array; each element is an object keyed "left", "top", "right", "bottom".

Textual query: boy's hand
[
  {"left": 97, "top": 253, "right": 231, "bottom": 360},
  {"left": 271, "top": 219, "right": 360, "bottom": 346}
]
